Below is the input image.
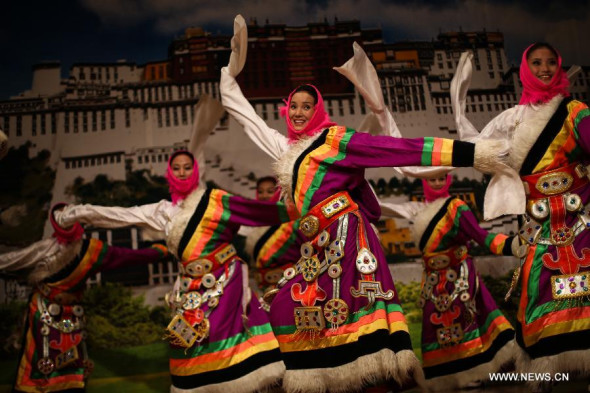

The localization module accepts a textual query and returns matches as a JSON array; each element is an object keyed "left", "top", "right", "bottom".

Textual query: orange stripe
[
  {"left": 517, "top": 246, "right": 537, "bottom": 323},
  {"left": 427, "top": 200, "right": 461, "bottom": 251},
  {"left": 431, "top": 138, "right": 443, "bottom": 166},
  {"left": 423, "top": 316, "right": 511, "bottom": 362},
  {"left": 522, "top": 306, "right": 590, "bottom": 337},
  {"left": 169, "top": 331, "right": 277, "bottom": 368},
  {"left": 490, "top": 234, "right": 508, "bottom": 254},
  {"left": 257, "top": 224, "right": 294, "bottom": 267},
  {"left": 189, "top": 190, "right": 225, "bottom": 260},
  {"left": 296, "top": 127, "right": 345, "bottom": 210},
  {"left": 276, "top": 309, "right": 405, "bottom": 343}
]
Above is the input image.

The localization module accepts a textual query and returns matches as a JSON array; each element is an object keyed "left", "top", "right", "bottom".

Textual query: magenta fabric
[
  {"left": 279, "top": 84, "right": 336, "bottom": 143},
  {"left": 519, "top": 43, "right": 570, "bottom": 105},
  {"left": 50, "top": 203, "right": 84, "bottom": 244},
  {"left": 422, "top": 174, "right": 452, "bottom": 203},
  {"left": 166, "top": 150, "right": 200, "bottom": 204}
]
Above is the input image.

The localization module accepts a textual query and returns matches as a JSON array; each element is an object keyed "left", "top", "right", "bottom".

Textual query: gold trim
[
  {"left": 294, "top": 306, "right": 325, "bottom": 332},
  {"left": 300, "top": 215, "right": 320, "bottom": 237},
  {"left": 321, "top": 195, "right": 351, "bottom": 218},
  {"left": 551, "top": 272, "right": 590, "bottom": 300},
  {"left": 435, "top": 323, "right": 464, "bottom": 346},
  {"left": 535, "top": 172, "right": 573, "bottom": 196}
]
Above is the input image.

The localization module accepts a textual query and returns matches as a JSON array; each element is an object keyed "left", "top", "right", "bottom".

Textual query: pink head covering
[
  {"left": 50, "top": 203, "right": 84, "bottom": 244},
  {"left": 519, "top": 43, "right": 570, "bottom": 105},
  {"left": 279, "top": 84, "right": 336, "bottom": 143},
  {"left": 422, "top": 174, "right": 453, "bottom": 203},
  {"left": 166, "top": 150, "right": 199, "bottom": 204}
]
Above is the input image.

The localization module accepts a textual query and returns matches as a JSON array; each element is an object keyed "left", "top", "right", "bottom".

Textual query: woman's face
[
  {"left": 527, "top": 47, "right": 558, "bottom": 85},
  {"left": 171, "top": 154, "right": 194, "bottom": 180},
  {"left": 256, "top": 180, "right": 277, "bottom": 201},
  {"left": 426, "top": 175, "right": 447, "bottom": 190},
  {"left": 288, "top": 92, "right": 316, "bottom": 131}
]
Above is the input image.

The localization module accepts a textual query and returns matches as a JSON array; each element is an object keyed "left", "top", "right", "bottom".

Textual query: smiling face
[
  {"left": 171, "top": 154, "right": 194, "bottom": 180},
  {"left": 527, "top": 47, "right": 558, "bottom": 85},
  {"left": 256, "top": 179, "right": 277, "bottom": 201},
  {"left": 426, "top": 175, "right": 447, "bottom": 190},
  {"left": 288, "top": 91, "right": 316, "bottom": 132}
]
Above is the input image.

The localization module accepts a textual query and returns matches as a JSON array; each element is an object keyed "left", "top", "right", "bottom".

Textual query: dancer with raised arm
[
  {"left": 221, "top": 14, "right": 508, "bottom": 393},
  {"left": 53, "top": 96, "right": 297, "bottom": 393},
  {"left": 453, "top": 44, "right": 590, "bottom": 392}
]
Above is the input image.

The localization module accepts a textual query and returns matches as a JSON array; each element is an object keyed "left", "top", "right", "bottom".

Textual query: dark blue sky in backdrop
[{"left": 2, "top": 0, "right": 589, "bottom": 99}]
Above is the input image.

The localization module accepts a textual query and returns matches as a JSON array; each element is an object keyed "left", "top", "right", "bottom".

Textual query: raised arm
[
  {"left": 54, "top": 200, "right": 173, "bottom": 233},
  {"left": 187, "top": 94, "right": 225, "bottom": 181},
  {"left": 220, "top": 14, "right": 288, "bottom": 161},
  {"left": 334, "top": 42, "right": 452, "bottom": 178}
]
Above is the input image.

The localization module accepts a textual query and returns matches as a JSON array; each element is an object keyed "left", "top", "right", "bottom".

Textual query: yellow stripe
[
  {"left": 532, "top": 123, "right": 570, "bottom": 173},
  {"left": 170, "top": 340, "right": 279, "bottom": 376},
  {"left": 523, "top": 314, "right": 590, "bottom": 347},
  {"left": 423, "top": 321, "right": 512, "bottom": 367},
  {"left": 276, "top": 312, "right": 408, "bottom": 352},
  {"left": 294, "top": 128, "right": 338, "bottom": 209},
  {"left": 440, "top": 138, "right": 454, "bottom": 166}
]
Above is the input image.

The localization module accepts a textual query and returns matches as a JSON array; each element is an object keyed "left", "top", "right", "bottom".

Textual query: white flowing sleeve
[
  {"left": 220, "top": 15, "right": 288, "bottom": 161},
  {"left": 334, "top": 42, "right": 451, "bottom": 178},
  {"left": 187, "top": 94, "right": 225, "bottom": 181},
  {"left": 54, "top": 200, "right": 173, "bottom": 233},
  {"left": 0, "top": 238, "right": 60, "bottom": 271},
  {"left": 379, "top": 201, "right": 425, "bottom": 220}
]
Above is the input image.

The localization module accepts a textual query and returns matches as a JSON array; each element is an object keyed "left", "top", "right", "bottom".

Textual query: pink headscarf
[
  {"left": 422, "top": 175, "right": 453, "bottom": 203},
  {"left": 279, "top": 84, "right": 336, "bottom": 143},
  {"left": 166, "top": 150, "right": 200, "bottom": 204},
  {"left": 519, "top": 43, "right": 570, "bottom": 105},
  {"left": 50, "top": 203, "right": 84, "bottom": 244}
]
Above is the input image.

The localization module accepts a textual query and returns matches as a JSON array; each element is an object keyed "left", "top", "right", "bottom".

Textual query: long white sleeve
[
  {"left": 379, "top": 201, "right": 425, "bottom": 220},
  {"left": 0, "top": 238, "right": 60, "bottom": 271},
  {"left": 220, "top": 69, "right": 288, "bottom": 161},
  {"left": 54, "top": 200, "right": 176, "bottom": 234},
  {"left": 187, "top": 94, "right": 225, "bottom": 181},
  {"left": 220, "top": 14, "right": 288, "bottom": 161}
]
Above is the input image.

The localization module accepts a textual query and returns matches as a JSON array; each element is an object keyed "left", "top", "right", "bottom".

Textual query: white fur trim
[
  {"left": 170, "top": 360, "right": 285, "bottom": 393},
  {"left": 273, "top": 131, "right": 327, "bottom": 201},
  {"left": 474, "top": 138, "right": 510, "bottom": 175},
  {"left": 28, "top": 240, "right": 83, "bottom": 284},
  {"left": 410, "top": 198, "right": 450, "bottom": 246},
  {"left": 422, "top": 338, "right": 520, "bottom": 392},
  {"left": 282, "top": 348, "right": 423, "bottom": 393},
  {"left": 515, "top": 345, "right": 590, "bottom": 390},
  {"left": 508, "top": 95, "right": 563, "bottom": 172},
  {"left": 166, "top": 186, "right": 207, "bottom": 258}
]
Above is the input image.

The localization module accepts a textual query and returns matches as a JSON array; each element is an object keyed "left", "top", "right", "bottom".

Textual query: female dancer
[
  {"left": 338, "top": 45, "right": 519, "bottom": 391},
  {"left": 455, "top": 43, "right": 590, "bottom": 392},
  {"left": 53, "top": 96, "right": 297, "bottom": 393},
  {"left": 0, "top": 206, "right": 168, "bottom": 392},
  {"left": 407, "top": 174, "right": 516, "bottom": 391},
  {"left": 221, "top": 14, "right": 506, "bottom": 393}
]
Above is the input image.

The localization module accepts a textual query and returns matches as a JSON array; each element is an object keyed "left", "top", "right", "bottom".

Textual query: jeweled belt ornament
[
  {"left": 165, "top": 245, "right": 237, "bottom": 348},
  {"left": 419, "top": 248, "right": 477, "bottom": 345},
  {"left": 519, "top": 163, "right": 590, "bottom": 276},
  {"left": 36, "top": 295, "right": 92, "bottom": 376}
]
